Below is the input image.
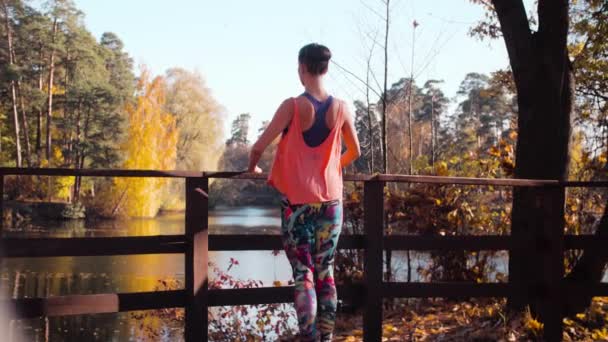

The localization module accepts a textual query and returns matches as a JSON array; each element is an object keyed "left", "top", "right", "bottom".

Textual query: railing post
[
  {"left": 185, "top": 177, "right": 208, "bottom": 342},
  {"left": 363, "top": 180, "right": 384, "bottom": 342},
  {"left": 510, "top": 185, "right": 565, "bottom": 341},
  {"left": 539, "top": 185, "right": 565, "bottom": 341},
  {"left": 0, "top": 174, "right": 4, "bottom": 234}
]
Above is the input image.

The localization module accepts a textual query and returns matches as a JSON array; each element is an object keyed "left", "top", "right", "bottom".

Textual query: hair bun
[
  {"left": 320, "top": 49, "right": 332, "bottom": 62},
  {"left": 299, "top": 43, "right": 332, "bottom": 75}
]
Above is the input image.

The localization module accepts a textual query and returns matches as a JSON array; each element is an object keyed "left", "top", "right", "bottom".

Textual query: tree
[
  {"left": 162, "top": 68, "right": 224, "bottom": 210},
  {"left": 382, "top": 77, "right": 423, "bottom": 174},
  {"left": 164, "top": 68, "right": 224, "bottom": 172},
  {"left": 471, "top": 1, "right": 573, "bottom": 335},
  {"left": 453, "top": 73, "right": 513, "bottom": 156},
  {"left": 417, "top": 80, "right": 449, "bottom": 170},
  {"left": 561, "top": 0, "right": 608, "bottom": 316},
  {"left": 100, "top": 32, "right": 134, "bottom": 104},
  {"left": 353, "top": 100, "right": 381, "bottom": 173},
  {"left": 226, "top": 113, "right": 251, "bottom": 147},
  {"left": 1, "top": 0, "right": 23, "bottom": 166},
  {"left": 42, "top": 0, "right": 81, "bottom": 160},
  {"left": 113, "top": 69, "right": 178, "bottom": 217}
]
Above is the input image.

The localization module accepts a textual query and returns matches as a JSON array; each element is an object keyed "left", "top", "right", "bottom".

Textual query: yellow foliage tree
[{"left": 114, "top": 68, "right": 178, "bottom": 217}]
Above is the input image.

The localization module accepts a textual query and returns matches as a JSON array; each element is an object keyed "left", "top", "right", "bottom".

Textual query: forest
[
  {"left": 1, "top": 0, "right": 607, "bottom": 340},
  {"left": 0, "top": 0, "right": 224, "bottom": 217}
]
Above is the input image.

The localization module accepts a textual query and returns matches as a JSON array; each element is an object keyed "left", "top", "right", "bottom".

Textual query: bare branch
[
  {"left": 360, "top": 0, "right": 387, "bottom": 23},
  {"left": 331, "top": 60, "right": 383, "bottom": 99}
]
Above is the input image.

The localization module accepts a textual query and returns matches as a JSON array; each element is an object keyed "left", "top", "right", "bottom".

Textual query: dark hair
[{"left": 298, "top": 43, "right": 332, "bottom": 75}]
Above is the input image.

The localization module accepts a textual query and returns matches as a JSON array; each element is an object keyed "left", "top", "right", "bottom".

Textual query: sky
[{"left": 73, "top": 0, "right": 514, "bottom": 141}]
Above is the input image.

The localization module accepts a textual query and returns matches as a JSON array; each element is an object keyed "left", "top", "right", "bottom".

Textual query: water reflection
[{"left": 1, "top": 207, "right": 291, "bottom": 341}]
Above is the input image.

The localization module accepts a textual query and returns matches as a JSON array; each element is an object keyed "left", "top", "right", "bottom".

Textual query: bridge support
[{"left": 185, "top": 177, "right": 209, "bottom": 342}]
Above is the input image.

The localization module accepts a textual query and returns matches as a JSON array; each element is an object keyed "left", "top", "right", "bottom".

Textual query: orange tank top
[{"left": 268, "top": 97, "right": 344, "bottom": 205}]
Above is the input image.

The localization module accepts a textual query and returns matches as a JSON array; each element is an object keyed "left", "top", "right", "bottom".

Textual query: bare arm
[
  {"left": 247, "top": 99, "right": 292, "bottom": 172},
  {"left": 340, "top": 101, "right": 361, "bottom": 169}
]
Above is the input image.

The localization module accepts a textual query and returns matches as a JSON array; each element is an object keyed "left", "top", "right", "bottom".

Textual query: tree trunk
[
  {"left": 8, "top": 83, "right": 21, "bottom": 167},
  {"left": 16, "top": 82, "right": 32, "bottom": 166},
  {"left": 563, "top": 203, "right": 608, "bottom": 316},
  {"left": 2, "top": 0, "right": 22, "bottom": 167},
  {"left": 46, "top": 19, "right": 58, "bottom": 161},
  {"left": 382, "top": 0, "right": 389, "bottom": 175},
  {"left": 492, "top": 0, "right": 572, "bottom": 318},
  {"left": 8, "top": 30, "right": 31, "bottom": 165},
  {"left": 382, "top": 0, "right": 393, "bottom": 285},
  {"left": 408, "top": 22, "right": 417, "bottom": 175},
  {"left": 36, "top": 47, "right": 44, "bottom": 156},
  {"left": 36, "top": 74, "right": 43, "bottom": 156},
  {"left": 74, "top": 107, "right": 91, "bottom": 202},
  {"left": 431, "top": 94, "right": 436, "bottom": 170},
  {"left": 366, "top": 54, "right": 375, "bottom": 173}
]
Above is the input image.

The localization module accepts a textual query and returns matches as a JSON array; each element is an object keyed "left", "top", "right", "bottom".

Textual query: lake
[
  {"left": 1, "top": 206, "right": 296, "bottom": 341},
  {"left": 1, "top": 205, "right": 513, "bottom": 341}
]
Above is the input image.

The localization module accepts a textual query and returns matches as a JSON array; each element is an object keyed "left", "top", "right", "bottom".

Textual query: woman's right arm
[
  {"left": 340, "top": 101, "right": 361, "bottom": 169},
  {"left": 248, "top": 99, "right": 292, "bottom": 172}
]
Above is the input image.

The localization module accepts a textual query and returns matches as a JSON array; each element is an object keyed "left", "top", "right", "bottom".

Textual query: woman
[{"left": 247, "top": 43, "right": 361, "bottom": 341}]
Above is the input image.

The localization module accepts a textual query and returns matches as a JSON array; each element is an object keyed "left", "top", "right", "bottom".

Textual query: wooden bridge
[{"left": 0, "top": 168, "right": 607, "bottom": 341}]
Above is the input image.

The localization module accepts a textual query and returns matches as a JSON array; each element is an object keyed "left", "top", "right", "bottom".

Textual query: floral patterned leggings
[{"left": 280, "top": 198, "right": 343, "bottom": 342}]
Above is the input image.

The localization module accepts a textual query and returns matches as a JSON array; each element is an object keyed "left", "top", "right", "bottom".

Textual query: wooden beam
[
  {"left": 384, "top": 235, "right": 512, "bottom": 251},
  {"left": 363, "top": 181, "right": 384, "bottom": 342},
  {"left": 563, "top": 282, "right": 608, "bottom": 297},
  {"left": 1, "top": 236, "right": 186, "bottom": 258},
  {"left": 4, "top": 290, "right": 185, "bottom": 319},
  {"left": 1, "top": 168, "right": 606, "bottom": 187},
  {"left": 537, "top": 186, "right": 565, "bottom": 342},
  {"left": 564, "top": 235, "right": 608, "bottom": 251},
  {"left": 0, "top": 167, "right": 203, "bottom": 178},
  {"left": 185, "top": 177, "right": 208, "bottom": 342},
  {"left": 209, "top": 234, "right": 365, "bottom": 251},
  {"left": 382, "top": 282, "right": 511, "bottom": 298},
  {"left": 208, "top": 284, "right": 365, "bottom": 307},
  {"left": 0, "top": 174, "right": 3, "bottom": 236}
]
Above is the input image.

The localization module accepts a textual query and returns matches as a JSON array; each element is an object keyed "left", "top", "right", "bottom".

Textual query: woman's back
[
  {"left": 296, "top": 94, "right": 340, "bottom": 140},
  {"left": 269, "top": 96, "right": 344, "bottom": 204}
]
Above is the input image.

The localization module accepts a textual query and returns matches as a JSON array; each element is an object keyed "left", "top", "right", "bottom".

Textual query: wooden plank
[
  {"left": 4, "top": 290, "right": 185, "bottom": 318},
  {"left": 0, "top": 167, "right": 203, "bottom": 178},
  {"left": 564, "top": 235, "right": 608, "bottom": 251},
  {"left": 537, "top": 187, "right": 565, "bottom": 342},
  {"left": 185, "top": 177, "right": 208, "bottom": 342},
  {"left": 363, "top": 181, "right": 384, "bottom": 342},
  {"left": 207, "top": 284, "right": 365, "bottom": 307},
  {"left": 384, "top": 235, "right": 512, "bottom": 251},
  {"left": 204, "top": 171, "right": 266, "bottom": 180},
  {"left": 202, "top": 171, "right": 561, "bottom": 187},
  {"left": 1, "top": 168, "right": 605, "bottom": 188},
  {"left": 382, "top": 282, "right": 511, "bottom": 298},
  {"left": 375, "top": 174, "right": 561, "bottom": 187},
  {"left": 209, "top": 234, "right": 365, "bottom": 251},
  {"left": 0, "top": 174, "right": 3, "bottom": 236},
  {"left": 201, "top": 171, "right": 607, "bottom": 188},
  {"left": 562, "top": 180, "right": 608, "bottom": 188},
  {"left": 209, "top": 287, "right": 292, "bottom": 306},
  {"left": 1, "top": 236, "right": 186, "bottom": 258},
  {"left": 563, "top": 282, "right": 608, "bottom": 297}
]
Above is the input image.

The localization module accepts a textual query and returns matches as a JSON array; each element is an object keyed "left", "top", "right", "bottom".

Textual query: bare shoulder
[
  {"left": 275, "top": 97, "right": 295, "bottom": 119},
  {"left": 334, "top": 98, "right": 353, "bottom": 120}
]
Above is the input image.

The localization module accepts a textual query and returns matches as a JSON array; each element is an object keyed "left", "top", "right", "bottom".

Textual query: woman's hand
[
  {"left": 340, "top": 101, "right": 362, "bottom": 168},
  {"left": 248, "top": 165, "right": 263, "bottom": 174}
]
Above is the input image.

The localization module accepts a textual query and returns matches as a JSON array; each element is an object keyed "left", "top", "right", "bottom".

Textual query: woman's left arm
[{"left": 247, "top": 99, "right": 292, "bottom": 173}]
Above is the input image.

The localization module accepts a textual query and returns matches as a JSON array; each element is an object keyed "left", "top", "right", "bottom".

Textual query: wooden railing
[{"left": 0, "top": 168, "right": 607, "bottom": 341}]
